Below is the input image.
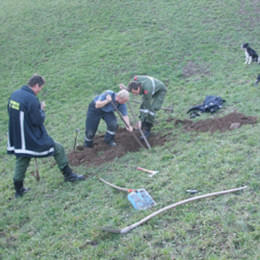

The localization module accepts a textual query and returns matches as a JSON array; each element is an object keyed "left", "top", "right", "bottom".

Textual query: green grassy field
[{"left": 0, "top": 0, "right": 260, "bottom": 259}]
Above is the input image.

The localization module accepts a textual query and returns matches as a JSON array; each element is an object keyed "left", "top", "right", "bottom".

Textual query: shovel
[{"left": 99, "top": 177, "right": 156, "bottom": 210}]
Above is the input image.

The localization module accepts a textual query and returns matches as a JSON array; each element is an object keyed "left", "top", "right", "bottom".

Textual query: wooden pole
[
  {"left": 34, "top": 158, "right": 40, "bottom": 182},
  {"left": 127, "top": 101, "right": 151, "bottom": 150}
]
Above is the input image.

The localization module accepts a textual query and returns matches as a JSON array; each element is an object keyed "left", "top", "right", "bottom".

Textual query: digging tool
[
  {"left": 110, "top": 101, "right": 146, "bottom": 149},
  {"left": 99, "top": 177, "right": 156, "bottom": 210},
  {"left": 73, "top": 128, "right": 80, "bottom": 151},
  {"left": 101, "top": 186, "right": 247, "bottom": 234},
  {"left": 119, "top": 84, "right": 151, "bottom": 149},
  {"left": 127, "top": 101, "right": 151, "bottom": 150},
  {"left": 34, "top": 158, "right": 40, "bottom": 182},
  {"left": 137, "top": 167, "right": 158, "bottom": 177}
]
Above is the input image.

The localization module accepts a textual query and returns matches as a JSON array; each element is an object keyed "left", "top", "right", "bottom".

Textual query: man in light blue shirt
[{"left": 85, "top": 89, "right": 133, "bottom": 147}]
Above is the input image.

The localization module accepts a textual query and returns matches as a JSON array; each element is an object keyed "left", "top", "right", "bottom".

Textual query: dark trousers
[
  {"left": 14, "top": 142, "right": 68, "bottom": 182},
  {"left": 85, "top": 101, "right": 118, "bottom": 145}
]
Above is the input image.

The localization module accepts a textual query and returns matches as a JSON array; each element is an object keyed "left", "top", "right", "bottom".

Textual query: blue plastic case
[{"left": 127, "top": 189, "right": 156, "bottom": 210}]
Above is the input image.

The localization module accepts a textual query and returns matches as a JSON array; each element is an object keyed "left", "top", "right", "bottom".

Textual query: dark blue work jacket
[{"left": 7, "top": 85, "right": 54, "bottom": 157}]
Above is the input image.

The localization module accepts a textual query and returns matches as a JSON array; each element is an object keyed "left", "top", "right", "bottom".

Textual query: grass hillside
[{"left": 0, "top": 0, "right": 259, "bottom": 259}]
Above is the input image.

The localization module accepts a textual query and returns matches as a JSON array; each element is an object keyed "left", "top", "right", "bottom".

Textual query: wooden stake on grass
[{"left": 34, "top": 158, "right": 40, "bottom": 182}]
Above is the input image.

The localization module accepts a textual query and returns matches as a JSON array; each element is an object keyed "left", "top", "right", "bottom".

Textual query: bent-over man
[
  {"left": 125, "top": 75, "right": 167, "bottom": 138},
  {"left": 84, "top": 89, "right": 133, "bottom": 148}
]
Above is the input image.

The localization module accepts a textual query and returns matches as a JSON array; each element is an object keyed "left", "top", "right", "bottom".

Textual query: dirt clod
[{"left": 174, "top": 112, "right": 257, "bottom": 133}]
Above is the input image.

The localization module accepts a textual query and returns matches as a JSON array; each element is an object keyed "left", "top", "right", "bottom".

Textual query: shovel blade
[{"left": 127, "top": 189, "right": 156, "bottom": 210}]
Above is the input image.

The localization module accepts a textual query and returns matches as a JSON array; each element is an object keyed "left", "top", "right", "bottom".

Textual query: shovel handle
[{"left": 34, "top": 158, "right": 40, "bottom": 182}]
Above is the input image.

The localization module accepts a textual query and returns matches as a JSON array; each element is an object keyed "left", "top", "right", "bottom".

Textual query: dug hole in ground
[{"left": 68, "top": 112, "right": 257, "bottom": 167}]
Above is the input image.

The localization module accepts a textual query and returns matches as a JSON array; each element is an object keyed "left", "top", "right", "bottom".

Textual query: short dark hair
[
  {"left": 28, "top": 74, "right": 45, "bottom": 87},
  {"left": 128, "top": 81, "right": 141, "bottom": 91}
]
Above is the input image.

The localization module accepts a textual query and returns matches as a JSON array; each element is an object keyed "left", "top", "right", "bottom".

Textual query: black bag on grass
[{"left": 187, "top": 95, "right": 225, "bottom": 118}]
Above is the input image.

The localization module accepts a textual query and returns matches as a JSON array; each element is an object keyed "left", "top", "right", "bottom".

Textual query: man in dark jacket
[
  {"left": 84, "top": 89, "right": 132, "bottom": 147},
  {"left": 7, "top": 75, "right": 85, "bottom": 198}
]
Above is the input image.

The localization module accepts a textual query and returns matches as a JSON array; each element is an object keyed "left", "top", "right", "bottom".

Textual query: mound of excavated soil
[
  {"left": 68, "top": 112, "right": 257, "bottom": 167},
  {"left": 174, "top": 112, "right": 257, "bottom": 133},
  {"left": 68, "top": 128, "right": 168, "bottom": 166}
]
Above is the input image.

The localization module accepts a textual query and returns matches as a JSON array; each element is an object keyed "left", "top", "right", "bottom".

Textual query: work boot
[
  {"left": 108, "top": 141, "right": 117, "bottom": 147},
  {"left": 62, "top": 165, "right": 85, "bottom": 182},
  {"left": 104, "top": 130, "right": 117, "bottom": 147},
  {"left": 14, "top": 180, "right": 29, "bottom": 198},
  {"left": 105, "top": 140, "right": 117, "bottom": 147},
  {"left": 84, "top": 140, "right": 93, "bottom": 148}
]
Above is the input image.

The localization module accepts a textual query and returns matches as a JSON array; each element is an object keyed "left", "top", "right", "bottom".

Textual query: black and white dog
[{"left": 241, "top": 43, "right": 260, "bottom": 64}]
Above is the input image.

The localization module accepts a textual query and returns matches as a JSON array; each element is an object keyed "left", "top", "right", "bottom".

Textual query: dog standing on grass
[{"left": 241, "top": 43, "right": 260, "bottom": 64}]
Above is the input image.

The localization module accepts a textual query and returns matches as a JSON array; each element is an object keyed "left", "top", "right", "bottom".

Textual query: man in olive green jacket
[{"left": 125, "top": 75, "right": 167, "bottom": 138}]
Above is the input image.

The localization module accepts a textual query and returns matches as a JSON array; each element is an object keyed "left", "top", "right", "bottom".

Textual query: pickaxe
[{"left": 137, "top": 167, "right": 159, "bottom": 177}]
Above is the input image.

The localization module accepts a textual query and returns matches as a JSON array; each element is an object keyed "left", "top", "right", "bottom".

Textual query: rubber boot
[
  {"left": 62, "top": 165, "right": 85, "bottom": 182},
  {"left": 104, "top": 133, "right": 117, "bottom": 147},
  {"left": 84, "top": 140, "right": 93, "bottom": 148},
  {"left": 14, "top": 180, "right": 29, "bottom": 198},
  {"left": 105, "top": 139, "right": 117, "bottom": 147}
]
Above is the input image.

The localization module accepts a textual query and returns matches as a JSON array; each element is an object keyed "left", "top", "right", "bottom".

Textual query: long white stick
[
  {"left": 102, "top": 186, "right": 247, "bottom": 234},
  {"left": 99, "top": 177, "right": 136, "bottom": 193}
]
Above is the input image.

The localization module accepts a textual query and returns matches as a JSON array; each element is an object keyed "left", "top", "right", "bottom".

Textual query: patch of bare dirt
[
  {"left": 68, "top": 112, "right": 257, "bottom": 167},
  {"left": 68, "top": 128, "right": 168, "bottom": 166},
  {"left": 182, "top": 61, "right": 210, "bottom": 78},
  {"left": 174, "top": 112, "right": 257, "bottom": 133}
]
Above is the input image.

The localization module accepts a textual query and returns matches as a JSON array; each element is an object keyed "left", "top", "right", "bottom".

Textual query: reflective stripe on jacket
[{"left": 7, "top": 85, "right": 54, "bottom": 157}]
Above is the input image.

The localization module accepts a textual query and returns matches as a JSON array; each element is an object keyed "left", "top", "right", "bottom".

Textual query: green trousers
[
  {"left": 14, "top": 142, "right": 68, "bottom": 182},
  {"left": 141, "top": 88, "right": 167, "bottom": 125}
]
